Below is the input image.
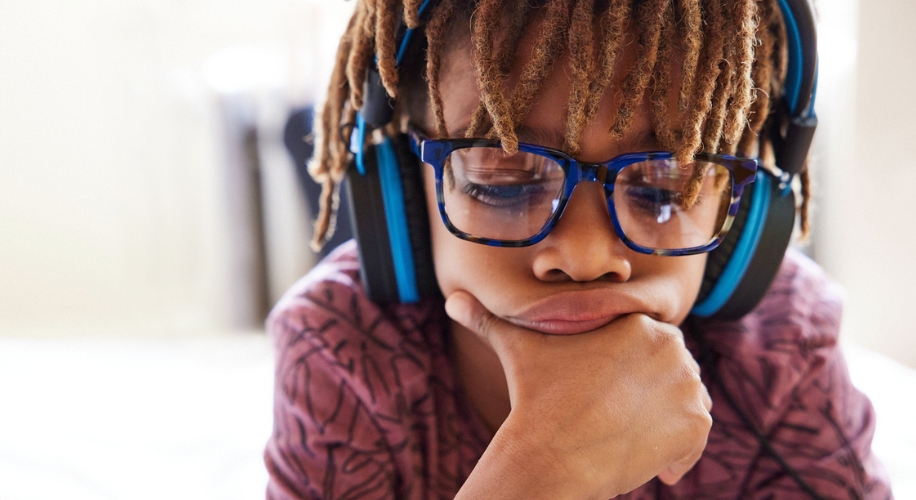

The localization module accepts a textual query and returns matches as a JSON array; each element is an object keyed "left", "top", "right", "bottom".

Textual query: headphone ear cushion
[
  {"left": 391, "top": 134, "right": 440, "bottom": 299},
  {"left": 694, "top": 170, "right": 796, "bottom": 321},
  {"left": 697, "top": 183, "right": 754, "bottom": 304}
]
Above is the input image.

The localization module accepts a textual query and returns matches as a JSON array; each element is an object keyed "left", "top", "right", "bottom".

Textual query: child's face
[{"left": 418, "top": 27, "right": 707, "bottom": 333}]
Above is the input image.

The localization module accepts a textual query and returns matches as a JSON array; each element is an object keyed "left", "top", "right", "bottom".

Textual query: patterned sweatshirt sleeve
[
  {"left": 749, "top": 341, "right": 893, "bottom": 499},
  {"left": 691, "top": 250, "right": 893, "bottom": 499},
  {"left": 264, "top": 294, "right": 398, "bottom": 500},
  {"left": 263, "top": 245, "right": 414, "bottom": 500}
]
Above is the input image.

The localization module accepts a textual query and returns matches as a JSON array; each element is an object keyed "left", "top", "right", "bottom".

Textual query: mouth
[
  {"left": 505, "top": 289, "right": 648, "bottom": 335},
  {"left": 505, "top": 316, "right": 620, "bottom": 335}
]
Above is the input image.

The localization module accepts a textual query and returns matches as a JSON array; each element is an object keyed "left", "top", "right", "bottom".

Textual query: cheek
[
  {"left": 423, "top": 165, "right": 464, "bottom": 297},
  {"left": 422, "top": 166, "right": 527, "bottom": 303},
  {"left": 656, "top": 253, "right": 707, "bottom": 324},
  {"left": 681, "top": 254, "right": 708, "bottom": 292}
]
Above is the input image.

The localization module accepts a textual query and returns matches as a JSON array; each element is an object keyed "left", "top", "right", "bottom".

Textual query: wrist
[{"left": 456, "top": 413, "right": 605, "bottom": 500}]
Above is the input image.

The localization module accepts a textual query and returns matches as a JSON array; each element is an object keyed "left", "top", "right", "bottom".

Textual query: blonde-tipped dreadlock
[
  {"left": 564, "top": 0, "right": 597, "bottom": 155},
  {"left": 309, "top": 0, "right": 810, "bottom": 249}
]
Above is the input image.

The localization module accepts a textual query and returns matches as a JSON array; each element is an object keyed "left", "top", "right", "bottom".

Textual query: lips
[
  {"left": 505, "top": 289, "right": 647, "bottom": 335},
  {"left": 507, "top": 316, "right": 621, "bottom": 335}
]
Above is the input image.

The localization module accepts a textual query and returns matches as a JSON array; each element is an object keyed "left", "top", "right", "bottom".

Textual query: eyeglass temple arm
[{"left": 407, "top": 129, "right": 428, "bottom": 159}]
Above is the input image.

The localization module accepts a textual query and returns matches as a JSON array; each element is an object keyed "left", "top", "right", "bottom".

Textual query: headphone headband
[
  {"left": 771, "top": 0, "right": 819, "bottom": 176},
  {"left": 779, "top": 0, "right": 818, "bottom": 117}
]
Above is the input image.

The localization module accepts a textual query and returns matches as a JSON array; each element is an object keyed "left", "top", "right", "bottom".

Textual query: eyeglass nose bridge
[
  {"left": 555, "top": 161, "right": 621, "bottom": 224},
  {"left": 546, "top": 159, "right": 628, "bottom": 248},
  {"left": 567, "top": 160, "right": 617, "bottom": 189}
]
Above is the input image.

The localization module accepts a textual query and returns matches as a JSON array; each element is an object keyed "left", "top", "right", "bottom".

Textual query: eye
[
  {"left": 462, "top": 182, "right": 548, "bottom": 208},
  {"left": 622, "top": 186, "right": 693, "bottom": 224},
  {"left": 625, "top": 185, "right": 673, "bottom": 205}
]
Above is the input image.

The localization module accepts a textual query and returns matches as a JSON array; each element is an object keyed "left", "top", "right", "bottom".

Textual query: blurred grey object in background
[
  {"left": 215, "top": 95, "right": 271, "bottom": 329},
  {"left": 283, "top": 106, "right": 354, "bottom": 259}
]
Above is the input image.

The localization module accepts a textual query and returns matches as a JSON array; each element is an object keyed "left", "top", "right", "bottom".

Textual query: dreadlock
[
  {"left": 649, "top": 0, "right": 677, "bottom": 152},
  {"left": 583, "top": 0, "right": 631, "bottom": 126},
  {"left": 466, "top": 0, "right": 532, "bottom": 137},
  {"left": 563, "top": 0, "right": 597, "bottom": 155},
  {"left": 469, "top": 0, "right": 521, "bottom": 152},
  {"left": 611, "top": 0, "right": 667, "bottom": 139},
  {"left": 309, "top": 0, "right": 809, "bottom": 249},
  {"left": 502, "top": 0, "right": 575, "bottom": 147},
  {"left": 425, "top": 0, "right": 455, "bottom": 138}
]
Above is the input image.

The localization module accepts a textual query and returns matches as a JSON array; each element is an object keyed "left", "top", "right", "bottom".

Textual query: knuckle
[
  {"left": 611, "top": 312, "right": 648, "bottom": 334},
  {"left": 694, "top": 406, "right": 713, "bottom": 432},
  {"left": 656, "top": 327, "right": 679, "bottom": 347},
  {"left": 688, "top": 398, "right": 713, "bottom": 435},
  {"left": 677, "top": 373, "right": 713, "bottom": 432},
  {"left": 650, "top": 325, "right": 685, "bottom": 359},
  {"left": 474, "top": 311, "right": 497, "bottom": 338}
]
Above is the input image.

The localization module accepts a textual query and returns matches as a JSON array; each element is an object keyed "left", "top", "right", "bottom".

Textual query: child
[{"left": 265, "top": 0, "right": 892, "bottom": 498}]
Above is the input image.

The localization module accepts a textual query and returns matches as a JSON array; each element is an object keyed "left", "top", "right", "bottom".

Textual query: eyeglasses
[{"left": 408, "top": 130, "right": 758, "bottom": 256}]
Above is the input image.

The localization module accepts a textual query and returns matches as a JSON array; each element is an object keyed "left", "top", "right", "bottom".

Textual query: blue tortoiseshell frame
[{"left": 408, "top": 131, "right": 758, "bottom": 256}]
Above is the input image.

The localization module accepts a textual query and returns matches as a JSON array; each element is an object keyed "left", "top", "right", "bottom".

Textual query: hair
[{"left": 308, "top": 0, "right": 811, "bottom": 249}]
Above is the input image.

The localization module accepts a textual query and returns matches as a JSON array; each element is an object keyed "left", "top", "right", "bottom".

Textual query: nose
[{"left": 531, "top": 182, "right": 632, "bottom": 283}]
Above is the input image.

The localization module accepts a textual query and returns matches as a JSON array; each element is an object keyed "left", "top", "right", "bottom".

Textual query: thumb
[{"left": 444, "top": 290, "right": 512, "bottom": 352}]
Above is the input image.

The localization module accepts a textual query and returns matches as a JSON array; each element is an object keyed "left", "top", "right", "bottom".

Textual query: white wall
[
  {"left": 813, "top": 0, "right": 916, "bottom": 367},
  {"left": 0, "top": 1, "right": 353, "bottom": 336}
]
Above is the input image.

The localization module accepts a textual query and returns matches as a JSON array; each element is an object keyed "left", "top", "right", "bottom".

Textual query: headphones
[{"left": 344, "top": 0, "right": 818, "bottom": 321}]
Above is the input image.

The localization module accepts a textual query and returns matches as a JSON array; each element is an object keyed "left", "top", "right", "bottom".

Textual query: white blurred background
[
  {"left": 0, "top": 1, "right": 353, "bottom": 338},
  {"left": 0, "top": 0, "right": 914, "bottom": 498}
]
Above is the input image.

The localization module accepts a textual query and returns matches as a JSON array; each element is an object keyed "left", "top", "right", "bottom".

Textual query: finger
[
  {"left": 702, "top": 383, "right": 713, "bottom": 412},
  {"left": 657, "top": 462, "right": 690, "bottom": 485},
  {"left": 686, "top": 352, "right": 701, "bottom": 374},
  {"left": 685, "top": 356, "right": 712, "bottom": 412},
  {"left": 657, "top": 406, "right": 711, "bottom": 485},
  {"left": 657, "top": 441, "right": 705, "bottom": 485},
  {"left": 444, "top": 290, "right": 508, "bottom": 350}
]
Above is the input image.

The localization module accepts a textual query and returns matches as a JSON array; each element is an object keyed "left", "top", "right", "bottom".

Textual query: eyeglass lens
[
  {"left": 612, "top": 159, "right": 732, "bottom": 250},
  {"left": 440, "top": 147, "right": 733, "bottom": 250}
]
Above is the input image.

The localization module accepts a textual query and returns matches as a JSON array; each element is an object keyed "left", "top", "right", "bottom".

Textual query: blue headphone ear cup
[
  {"left": 345, "top": 144, "right": 400, "bottom": 302},
  {"left": 694, "top": 169, "right": 796, "bottom": 321},
  {"left": 697, "top": 185, "right": 754, "bottom": 304},
  {"left": 390, "top": 134, "right": 439, "bottom": 299},
  {"left": 345, "top": 134, "right": 438, "bottom": 303}
]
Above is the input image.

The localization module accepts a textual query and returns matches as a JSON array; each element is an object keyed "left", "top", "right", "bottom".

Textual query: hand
[{"left": 447, "top": 290, "right": 712, "bottom": 499}]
